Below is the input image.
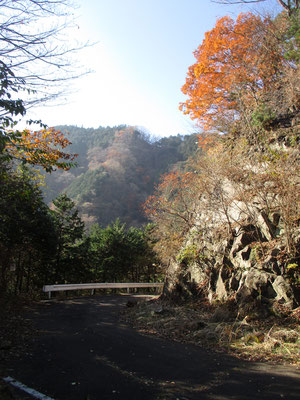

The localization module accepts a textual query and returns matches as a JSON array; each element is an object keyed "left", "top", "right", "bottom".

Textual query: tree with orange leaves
[
  {"left": 179, "top": 13, "right": 284, "bottom": 131},
  {"left": 5, "top": 127, "right": 77, "bottom": 172},
  {"left": 0, "top": 61, "right": 76, "bottom": 172}
]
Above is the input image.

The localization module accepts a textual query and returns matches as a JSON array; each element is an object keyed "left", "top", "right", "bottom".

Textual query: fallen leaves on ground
[{"left": 122, "top": 298, "right": 300, "bottom": 367}]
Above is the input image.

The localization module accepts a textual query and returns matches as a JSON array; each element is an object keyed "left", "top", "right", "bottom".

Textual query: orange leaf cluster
[
  {"left": 6, "top": 127, "right": 77, "bottom": 171},
  {"left": 180, "top": 13, "right": 284, "bottom": 130}
]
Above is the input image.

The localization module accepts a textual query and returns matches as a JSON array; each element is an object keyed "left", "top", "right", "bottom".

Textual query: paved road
[{"left": 6, "top": 295, "right": 300, "bottom": 400}]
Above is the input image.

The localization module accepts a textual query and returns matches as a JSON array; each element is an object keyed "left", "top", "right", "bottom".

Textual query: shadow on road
[{"left": 5, "top": 295, "right": 300, "bottom": 400}]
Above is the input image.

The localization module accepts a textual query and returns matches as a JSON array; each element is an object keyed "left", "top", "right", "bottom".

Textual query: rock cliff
[{"left": 162, "top": 133, "right": 300, "bottom": 317}]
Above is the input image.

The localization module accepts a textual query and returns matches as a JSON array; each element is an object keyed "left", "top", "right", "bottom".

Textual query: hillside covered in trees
[
  {"left": 43, "top": 125, "right": 199, "bottom": 227},
  {"left": 1, "top": 121, "right": 199, "bottom": 295}
]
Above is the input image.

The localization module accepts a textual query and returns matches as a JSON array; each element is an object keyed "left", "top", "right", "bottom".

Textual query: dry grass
[{"left": 122, "top": 298, "right": 300, "bottom": 366}]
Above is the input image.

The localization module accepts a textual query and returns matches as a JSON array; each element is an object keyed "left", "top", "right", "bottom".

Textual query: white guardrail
[{"left": 43, "top": 282, "right": 164, "bottom": 299}]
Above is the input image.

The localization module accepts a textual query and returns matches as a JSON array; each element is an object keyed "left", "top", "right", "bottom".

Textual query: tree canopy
[{"left": 179, "top": 13, "right": 285, "bottom": 131}]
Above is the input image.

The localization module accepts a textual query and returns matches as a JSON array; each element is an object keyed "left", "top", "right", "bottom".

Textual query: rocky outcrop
[
  {"left": 161, "top": 123, "right": 300, "bottom": 317},
  {"left": 163, "top": 220, "right": 299, "bottom": 314}
]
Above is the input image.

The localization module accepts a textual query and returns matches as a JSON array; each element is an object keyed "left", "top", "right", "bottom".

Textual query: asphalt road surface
[{"left": 5, "top": 295, "right": 300, "bottom": 400}]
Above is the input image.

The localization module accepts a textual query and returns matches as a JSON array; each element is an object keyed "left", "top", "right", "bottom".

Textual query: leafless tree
[
  {"left": 0, "top": 0, "right": 92, "bottom": 114},
  {"left": 211, "top": 0, "right": 299, "bottom": 15}
]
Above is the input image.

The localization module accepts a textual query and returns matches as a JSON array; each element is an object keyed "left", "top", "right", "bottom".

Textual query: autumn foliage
[
  {"left": 143, "top": 170, "right": 201, "bottom": 258},
  {"left": 144, "top": 171, "right": 197, "bottom": 223},
  {"left": 179, "top": 13, "right": 284, "bottom": 131},
  {"left": 145, "top": 10, "right": 299, "bottom": 267},
  {"left": 6, "top": 128, "right": 77, "bottom": 171}
]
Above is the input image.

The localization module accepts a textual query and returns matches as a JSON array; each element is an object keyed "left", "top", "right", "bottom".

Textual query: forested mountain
[{"left": 43, "top": 125, "right": 199, "bottom": 228}]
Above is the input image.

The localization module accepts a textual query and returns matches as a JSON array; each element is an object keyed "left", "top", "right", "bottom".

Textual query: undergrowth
[{"left": 122, "top": 297, "right": 300, "bottom": 366}]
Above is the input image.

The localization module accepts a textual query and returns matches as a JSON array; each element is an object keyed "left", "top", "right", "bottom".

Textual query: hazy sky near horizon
[{"left": 26, "top": 0, "right": 280, "bottom": 138}]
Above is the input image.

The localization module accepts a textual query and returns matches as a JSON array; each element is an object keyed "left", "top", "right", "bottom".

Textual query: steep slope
[{"left": 43, "top": 125, "right": 199, "bottom": 228}]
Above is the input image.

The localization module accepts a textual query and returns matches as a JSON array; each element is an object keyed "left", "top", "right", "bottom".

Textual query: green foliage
[
  {"left": 251, "top": 103, "right": 276, "bottom": 129},
  {"left": 0, "top": 170, "right": 162, "bottom": 297},
  {"left": 176, "top": 244, "right": 201, "bottom": 265},
  {"left": 283, "top": 10, "right": 300, "bottom": 62},
  {"left": 0, "top": 162, "right": 57, "bottom": 294},
  {"left": 288, "top": 134, "right": 299, "bottom": 147},
  {"left": 89, "top": 220, "right": 161, "bottom": 283},
  {"left": 66, "top": 168, "right": 108, "bottom": 202},
  {"left": 0, "top": 63, "right": 26, "bottom": 120},
  {"left": 0, "top": 61, "right": 26, "bottom": 156},
  {"left": 50, "top": 194, "right": 88, "bottom": 283}
]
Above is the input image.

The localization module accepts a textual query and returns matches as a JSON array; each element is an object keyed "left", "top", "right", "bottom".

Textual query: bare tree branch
[
  {"left": 211, "top": 0, "right": 266, "bottom": 3},
  {"left": 211, "top": 1, "right": 299, "bottom": 15},
  {"left": 0, "top": 0, "right": 93, "bottom": 114}
]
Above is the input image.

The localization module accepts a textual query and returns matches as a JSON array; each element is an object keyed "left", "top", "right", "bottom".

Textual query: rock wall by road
[{"left": 163, "top": 186, "right": 299, "bottom": 316}]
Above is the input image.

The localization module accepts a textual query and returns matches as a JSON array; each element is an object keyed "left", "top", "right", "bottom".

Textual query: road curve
[{"left": 6, "top": 295, "right": 300, "bottom": 400}]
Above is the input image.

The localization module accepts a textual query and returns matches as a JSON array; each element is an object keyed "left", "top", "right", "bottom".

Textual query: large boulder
[{"left": 272, "top": 276, "right": 295, "bottom": 308}]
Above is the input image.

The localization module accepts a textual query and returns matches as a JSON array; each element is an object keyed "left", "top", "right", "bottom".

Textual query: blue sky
[{"left": 27, "top": 0, "right": 280, "bottom": 138}]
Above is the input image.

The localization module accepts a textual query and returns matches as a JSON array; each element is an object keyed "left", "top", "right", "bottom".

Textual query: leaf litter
[{"left": 122, "top": 297, "right": 300, "bottom": 367}]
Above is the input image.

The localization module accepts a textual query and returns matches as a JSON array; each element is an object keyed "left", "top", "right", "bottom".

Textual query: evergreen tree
[
  {"left": 50, "top": 194, "right": 87, "bottom": 283},
  {"left": 0, "top": 162, "right": 57, "bottom": 295}
]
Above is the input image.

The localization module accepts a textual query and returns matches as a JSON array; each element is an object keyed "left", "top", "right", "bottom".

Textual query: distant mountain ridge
[{"left": 43, "top": 125, "right": 199, "bottom": 228}]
